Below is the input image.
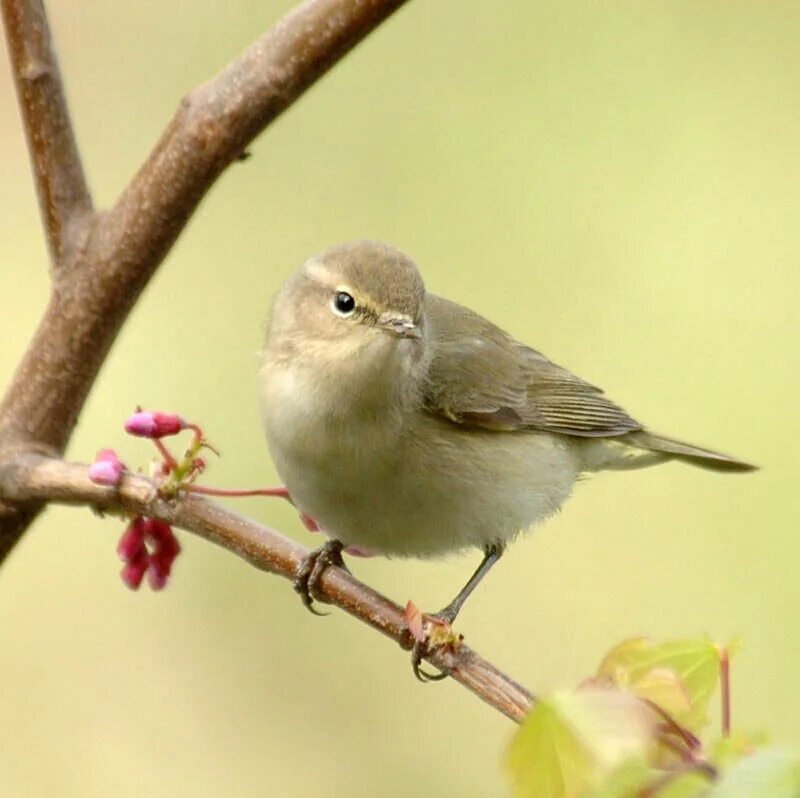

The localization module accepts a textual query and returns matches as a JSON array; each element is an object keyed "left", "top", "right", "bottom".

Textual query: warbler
[{"left": 259, "top": 241, "right": 754, "bottom": 678}]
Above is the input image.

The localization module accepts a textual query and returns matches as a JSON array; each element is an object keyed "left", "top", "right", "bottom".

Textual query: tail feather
[{"left": 623, "top": 431, "right": 758, "bottom": 473}]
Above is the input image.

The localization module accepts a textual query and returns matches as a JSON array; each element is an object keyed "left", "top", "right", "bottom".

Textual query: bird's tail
[{"left": 622, "top": 431, "right": 758, "bottom": 473}]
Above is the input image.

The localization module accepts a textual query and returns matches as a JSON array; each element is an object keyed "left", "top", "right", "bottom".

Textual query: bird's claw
[
  {"left": 294, "top": 539, "right": 348, "bottom": 614},
  {"left": 404, "top": 601, "right": 462, "bottom": 682},
  {"left": 411, "top": 639, "right": 450, "bottom": 682}
]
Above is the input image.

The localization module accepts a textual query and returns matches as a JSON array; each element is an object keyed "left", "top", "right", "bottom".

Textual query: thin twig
[
  {"left": 0, "top": 0, "right": 92, "bottom": 263},
  {"left": 0, "top": 453, "right": 536, "bottom": 723}
]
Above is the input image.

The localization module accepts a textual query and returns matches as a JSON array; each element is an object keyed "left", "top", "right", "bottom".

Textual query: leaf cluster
[{"left": 508, "top": 637, "right": 799, "bottom": 798}]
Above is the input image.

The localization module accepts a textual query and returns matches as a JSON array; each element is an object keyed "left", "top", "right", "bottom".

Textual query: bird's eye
[{"left": 332, "top": 291, "right": 356, "bottom": 316}]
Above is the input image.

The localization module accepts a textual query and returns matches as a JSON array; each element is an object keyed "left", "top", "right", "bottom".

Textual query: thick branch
[
  {"left": 0, "top": 0, "right": 92, "bottom": 262},
  {"left": 0, "top": 0, "right": 408, "bottom": 559},
  {"left": 0, "top": 0, "right": 407, "bottom": 453},
  {"left": 0, "top": 453, "right": 535, "bottom": 723}
]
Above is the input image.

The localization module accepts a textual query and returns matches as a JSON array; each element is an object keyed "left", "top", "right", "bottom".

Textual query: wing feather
[{"left": 422, "top": 294, "right": 642, "bottom": 437}]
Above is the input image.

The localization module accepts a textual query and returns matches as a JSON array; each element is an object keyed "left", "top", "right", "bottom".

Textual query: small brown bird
[{"left": 259, "top": 241, "right": 755, "bottom": 678}]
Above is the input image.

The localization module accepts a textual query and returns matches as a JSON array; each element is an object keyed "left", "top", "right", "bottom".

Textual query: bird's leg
[
  {"left": 294, "top": 539, "right": 350, "bottom": 615},
  {"left": 411, "top": 541, "right": 505, "bottom": 682},
  {"left": 435, "top": 541, "right": 506, "bottom": 625}
]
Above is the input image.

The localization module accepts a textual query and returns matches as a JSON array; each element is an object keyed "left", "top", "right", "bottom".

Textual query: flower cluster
[
  {"left": 88, "top": 410, "right": 194, "bottom": 591},
  {"left": 117, "top": 515, "right": 181, "bottom": 590}
]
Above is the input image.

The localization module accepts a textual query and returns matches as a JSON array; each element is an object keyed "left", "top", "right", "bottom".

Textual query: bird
[{"left": 258, "top": 240, "right": 755, "bottom": 679}]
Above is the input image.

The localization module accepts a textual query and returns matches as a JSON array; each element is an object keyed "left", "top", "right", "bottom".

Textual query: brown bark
[{"left": 0, "top": 0, "right": 407, "bottom": 557}]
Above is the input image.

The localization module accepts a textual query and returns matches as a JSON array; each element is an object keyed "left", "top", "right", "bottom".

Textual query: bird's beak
[{"left": 377, "top": 313, "right": 422, "bottom": 339}]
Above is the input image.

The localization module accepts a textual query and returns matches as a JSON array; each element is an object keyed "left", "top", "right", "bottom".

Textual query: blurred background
[{"left": 0, "top": 1, "right": 797, "bottom": 795}]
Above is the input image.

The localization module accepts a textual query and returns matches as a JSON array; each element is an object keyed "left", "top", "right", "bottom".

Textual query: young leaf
[
  {"left": 507, "top": 687, "right": 656, "bottom": 798},
  {"left": 597, "top": 637, "right": 727, "bottom": 732},
  {"left": 633, "top": 667, "right": 692, "bottom": 720}
]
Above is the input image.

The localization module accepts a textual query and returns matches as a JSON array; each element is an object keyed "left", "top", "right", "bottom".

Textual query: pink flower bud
[
  {"left": 89, "top": 449, "right": 126, "bottom": 486},
  {"left": 124, "top": 411, "right": 185, "bottom": 439}
]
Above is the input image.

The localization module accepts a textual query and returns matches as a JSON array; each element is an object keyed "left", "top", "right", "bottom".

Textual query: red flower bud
[
  {"left": 124, "top": 411, "right": 185, "bottom": 439},
  {"left": 115, "top": 516, "right": 180, "bottom": 590},
  {"left": 146, "top": 564, "right": 169, "bottom": 590},
  {"left": 117, "top": 516, "right": 147, "bottom": 562},
  {"left": 121, "top": 547, "right": 148, "bottom": 590},
  {"left": 145, "top": 518, "right": 181, "bottom": 558}
]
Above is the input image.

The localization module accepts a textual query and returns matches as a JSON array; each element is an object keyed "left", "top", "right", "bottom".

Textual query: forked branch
[
  {"left": 0, "top": 0, "right": 538, "bottom": 725},
  {"left": 0, "top": 0, "right": 408, "bottom": 557}
]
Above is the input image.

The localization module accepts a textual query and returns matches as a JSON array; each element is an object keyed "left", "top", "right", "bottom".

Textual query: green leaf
[
  {"left": 633, "top": 667, "right": 692, "bottom": 720},
  {"left": 508, "top": 687, "right": 656, "bottom": 798},
  {"left": 706, "top": 748, "right": 800, "bottom": 798},
  {"left": 597, "top": 636, "right": 727, "bottom": 732}
]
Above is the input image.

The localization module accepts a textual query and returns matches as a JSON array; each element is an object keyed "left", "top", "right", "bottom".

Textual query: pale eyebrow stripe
[
  {"left": 304, "top": 258, "right": 334, "bottom": 283},
  {"left": 305, "top": 258, "right": 359, "bottom": 299},
  {"left": 303, "top": 257, "right": 382, "bottom": 314}
]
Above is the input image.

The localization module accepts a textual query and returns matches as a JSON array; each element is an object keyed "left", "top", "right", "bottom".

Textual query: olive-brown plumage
[{"left": 259, "top": 241, "right": 754, "bottom": 657}]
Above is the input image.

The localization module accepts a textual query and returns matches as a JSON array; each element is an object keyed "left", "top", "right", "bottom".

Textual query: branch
[
  {"left": 0, "top": 0, "right": 92, "bottom": 263},
  {"left": 0, "top": 0, "right": 408, "bottom": 559},
  {"left": 0, "top": 3, "right": 538, "bottom": 723},
  {"left": 0, "top": 453, "right": 536, "bottom": 723}
]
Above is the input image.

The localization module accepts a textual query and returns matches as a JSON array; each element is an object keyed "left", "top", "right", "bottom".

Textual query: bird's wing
[{"left": 422, "top": 294, "right": 642, "bottom": 437}]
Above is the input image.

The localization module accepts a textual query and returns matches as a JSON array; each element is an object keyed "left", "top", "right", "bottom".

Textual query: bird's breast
[{"left": 259, "top": 360, "right": 406, "bottom": 519}]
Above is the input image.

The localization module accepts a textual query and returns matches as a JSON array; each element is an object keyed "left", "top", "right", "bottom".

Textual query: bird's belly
[
  {"left": 370, "top": 420, "right": 580, "bottom": 556},
  {"left": 266, "top": 405, "right": 581, "bottom": 558}
]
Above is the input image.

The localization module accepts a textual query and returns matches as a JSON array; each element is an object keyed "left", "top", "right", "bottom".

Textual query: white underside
[{"left": 260, "top": 361, "right": 584, "bottom": 558}]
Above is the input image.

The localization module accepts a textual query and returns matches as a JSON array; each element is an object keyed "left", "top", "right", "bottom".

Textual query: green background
[{"left": 1, "top": 1, "right": 797, "bottom": 795}]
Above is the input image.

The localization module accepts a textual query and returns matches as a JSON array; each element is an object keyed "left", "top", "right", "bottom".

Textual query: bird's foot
[
  {"left": 294, "top": 539, "right": 349, "bottom": 615},
  {"left": 404, "top": 601, "right": 464, "bottom": 682}
]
